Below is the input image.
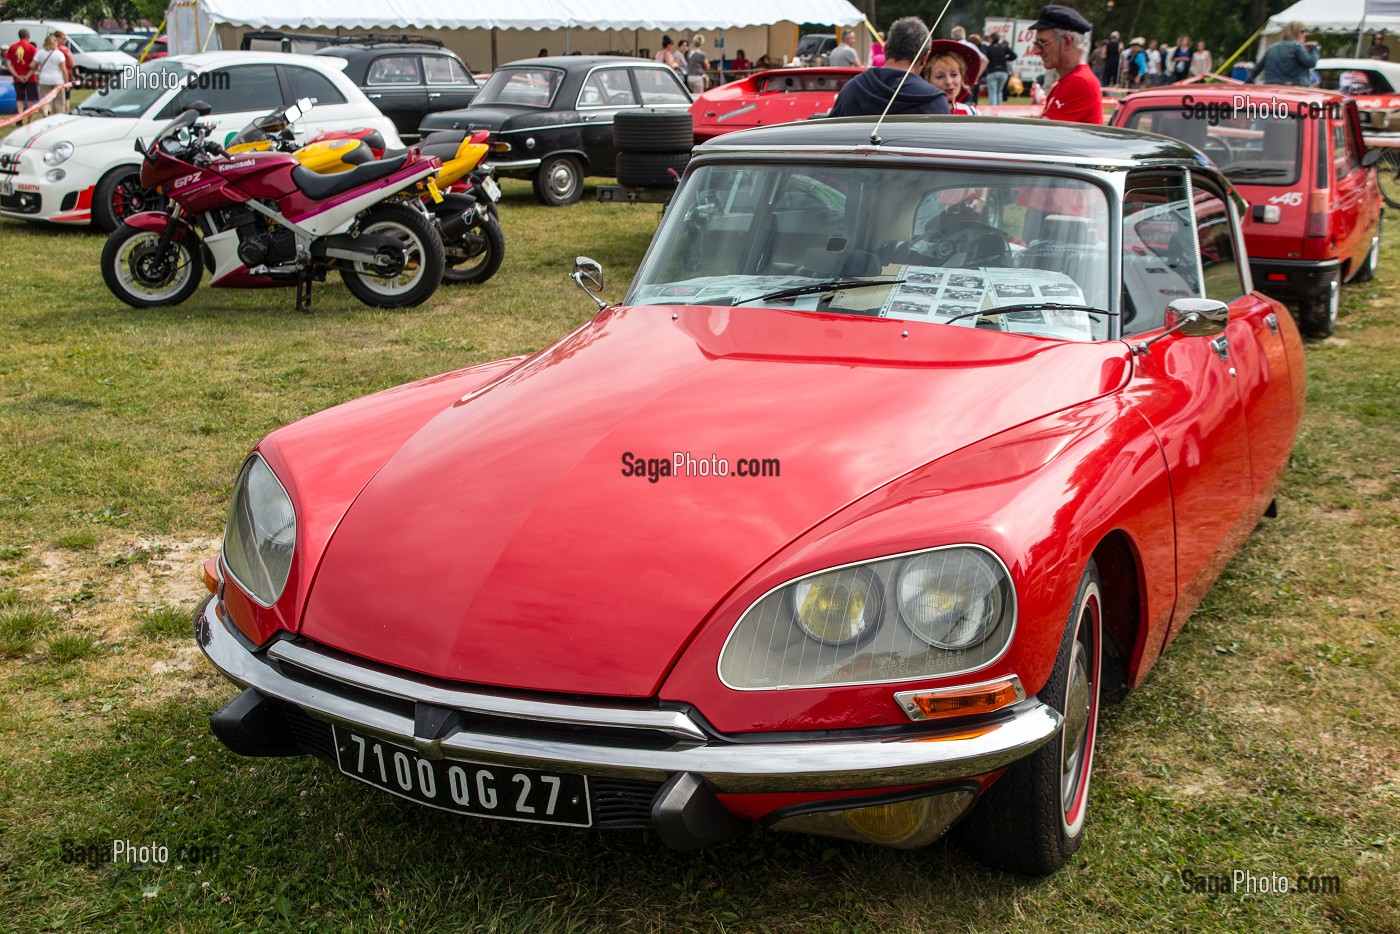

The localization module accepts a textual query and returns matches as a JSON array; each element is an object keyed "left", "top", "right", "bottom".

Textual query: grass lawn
[{"left": 0, "top": 179, "right": 1397, "bottom": 933}]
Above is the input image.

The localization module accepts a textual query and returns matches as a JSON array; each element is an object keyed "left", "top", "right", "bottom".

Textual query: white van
[{"left": 0, "top": 20, "right": 136, "bottom": 78}]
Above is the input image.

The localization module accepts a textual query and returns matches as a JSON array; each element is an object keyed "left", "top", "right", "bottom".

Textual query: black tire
[
  {"left": 1351, "top": 216, "right": 1381, "bottom": 283},
  {"left": 441, "top": 209, "right": 505, "bottom": 285},
  {"left": 616, "top": 150, "right": 690, "bottom": 188},
  {"left": 1379, "top": 149, "right": 1400, "bottom": 210},
  {"left": 532, "top": 154, "right": 584, "bottom": 206},
  {"left": 612, "top": 110, "right": 694, "bottom": 152},
  {"left": 959, "top": 559, "right": 1102, "bottom": 876},
  {"left": 1296, "top": 270, "right": 1341, "bottom": 338},
  {"left": 93, "top": 166, "right": 166, "bottom": 233},
  {"left": 339, "top": 203, "right": 444, "bottom": 308},
  {"left": 101, "top": 223, "right": 202, "bottom": 308}
]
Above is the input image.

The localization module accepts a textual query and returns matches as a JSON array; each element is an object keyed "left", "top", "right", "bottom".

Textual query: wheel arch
[{"left": 1088, "top": 529, "right": 1146, "bottom": 703}]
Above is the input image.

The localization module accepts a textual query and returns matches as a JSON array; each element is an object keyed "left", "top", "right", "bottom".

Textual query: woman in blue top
[{"left": 1249, "top": 22, "right": 1319, "bottom": 86}]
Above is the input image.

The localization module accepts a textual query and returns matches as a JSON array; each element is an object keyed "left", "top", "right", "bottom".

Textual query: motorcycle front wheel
[
  {"left": 442, "top": 210, "right": 505, "bottom": 285},
  {"left": 340, "top": 203, "right": 444, "bottom": 308},
  {"left": 101, "top": 224, "right": 203, "bottom": 308}
]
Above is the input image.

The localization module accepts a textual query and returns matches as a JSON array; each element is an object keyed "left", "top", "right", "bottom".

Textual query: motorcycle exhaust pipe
[{"left": 434, "top": 192, "right": 478, "bottom": 240}]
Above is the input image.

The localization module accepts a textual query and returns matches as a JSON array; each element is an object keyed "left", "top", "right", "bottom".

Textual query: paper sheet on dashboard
[{"left": 875, "top": 266, "right": 1094, "bottom": 339}]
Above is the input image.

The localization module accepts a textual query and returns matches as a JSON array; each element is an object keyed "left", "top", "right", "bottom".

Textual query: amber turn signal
[
  {"left": 203, "top": 558, "right": 221, "bottom": 595},
  {"left": 894, "top": 676, "right": 1025, "bottom": 722}
]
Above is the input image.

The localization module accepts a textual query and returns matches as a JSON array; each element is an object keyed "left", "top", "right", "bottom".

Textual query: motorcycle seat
[{"left": 291, "top": 153, "right": 410, "bottom": 201}]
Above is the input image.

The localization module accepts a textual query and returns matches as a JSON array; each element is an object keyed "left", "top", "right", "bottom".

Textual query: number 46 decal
[{"left": 1267, "top": 192, "right": 1304, "bottom": 206}]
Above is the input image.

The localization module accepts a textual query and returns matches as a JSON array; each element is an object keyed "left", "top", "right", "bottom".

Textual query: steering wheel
[
  {"left": 1201, "top": 138, "right": 1233, "bottom": 165},
  {"left": 911, "top": 219, "right": 1011, "bottom": 267}
]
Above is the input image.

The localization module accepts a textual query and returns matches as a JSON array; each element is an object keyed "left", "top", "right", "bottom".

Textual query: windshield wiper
[
  {"left": 76, "top": 104, "right": 116, "bottom": 116},
  {"left": 942, "top": 302, "right": 1119, "bottom": 324},
  {"left": 733, "top": 278, "right": 906, "bottom": 307}
]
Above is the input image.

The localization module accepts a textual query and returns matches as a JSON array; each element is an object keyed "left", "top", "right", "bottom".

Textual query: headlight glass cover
[
  {"left": 719, "top": 546, "right": 1015, "bottom": 690},
  {"left": 43, "top": 141, "right": 74, "bottom": 166},
  {"left": 222, "top": 454, "right": 296, "bottom": 606}
]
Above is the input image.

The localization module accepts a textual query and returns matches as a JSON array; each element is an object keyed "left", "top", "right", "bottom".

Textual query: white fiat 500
[{"left": 0, "top": 51, "right": 403, "bottom": 231}]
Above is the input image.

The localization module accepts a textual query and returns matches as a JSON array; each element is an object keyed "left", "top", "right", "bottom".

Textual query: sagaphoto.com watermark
[
  {"left": 1180, "top": 93, "right": 1343, "bottom": 125},
  {"left": 59, "top": 837, "right": 221, "bottom": 869},
  {"left": 1178, "top": 867, "right": 1342, "bottom": 898},
  {"left": 620, "top": 451, "right": 781, "bottom": 483}
]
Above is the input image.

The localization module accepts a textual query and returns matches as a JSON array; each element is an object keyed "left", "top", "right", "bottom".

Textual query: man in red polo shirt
[
  {"left": 4, "top": 28, "right": 40, "bottom": 124},
  {"left": 1031, "top": 5, "right": 1103, "bottom": 125}
]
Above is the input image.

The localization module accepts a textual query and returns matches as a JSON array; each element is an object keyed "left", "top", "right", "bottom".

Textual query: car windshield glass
[
  {"left": 67, "top": 34, "right": 115, "bottom": 52},
  {"left": 1123, "top": 105, "right": 1302, "bottom": 186},
  {"left": 475, "top": 67, "right": 563, "bottom": 107},
  {"left": 1315, "top": 68, "right": 1392, "bottom": 93},
  {"left": 628, "top": 162, "right": 1114, "bottom": 341},
  {"left": 82, "top": 62, "right": 190, "bottom": 116}
]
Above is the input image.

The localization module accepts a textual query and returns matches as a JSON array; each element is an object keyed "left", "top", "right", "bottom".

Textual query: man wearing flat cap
[{"left": 1031, "top": 4, "right": 1103, "bottom": 125}]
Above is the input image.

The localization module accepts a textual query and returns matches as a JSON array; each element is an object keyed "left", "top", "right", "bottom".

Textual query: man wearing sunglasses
[{"left": 1030, "top": 5, "right": 1103, "bottom": 125}]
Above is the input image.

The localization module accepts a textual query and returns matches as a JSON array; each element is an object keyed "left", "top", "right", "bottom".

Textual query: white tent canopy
[
  {"left": 1266, "top": 0, "right": 1400, "bottom": 33},
  {"left": 175, "top": 0, "right": 865, "bottom": 33}
]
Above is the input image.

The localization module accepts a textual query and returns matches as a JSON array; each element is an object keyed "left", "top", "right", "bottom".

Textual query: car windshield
[
  {"left": 1122, "top": 105, "right": 1302, "bottom": 186},
  {"left": 67, "top": 33, "right": 115, "bottom": 52},
  {"left": 474, "top": 67, "right": 564, "bottom": 107},
  {"left": 628, "top": 162, "right": 1114, "bottom": 341},
  {"left": 1315, "top": 68, "right": 1393, "bottom": 93},
  {"left": 80, "top": 62, "right": 191, "bottom": 116}
]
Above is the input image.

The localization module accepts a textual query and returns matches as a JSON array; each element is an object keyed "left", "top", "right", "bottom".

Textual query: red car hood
[{"left": 300, "top": 305, "right": 1130, "bottom": 697}]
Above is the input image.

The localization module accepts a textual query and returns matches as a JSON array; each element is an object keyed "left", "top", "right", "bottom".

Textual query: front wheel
[
  {"left": 339, "top": 203, "right": 444, "bottom": 308},
  {"left": 532, "top": 154, "right": 583, "bottom": 206},
  {"left": 1378, "top": 149, "right": 1400, "bottom": 210},
  {"left": 442, "top": 210, "right": 505, "bottom": 285},
  {"left": 959, "top": 559, "right": 1102, "bottom": 876},
  {"left": 101, "top": 223, "right": 202, "bottom": 307}
]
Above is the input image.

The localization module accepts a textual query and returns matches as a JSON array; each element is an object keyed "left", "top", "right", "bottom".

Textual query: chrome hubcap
[
  {"left": 1061, "top": 643, "right": 1091, "bottom": 808},
  {"left": 548, "top": 162, "right": 576, "bottom": 197}
]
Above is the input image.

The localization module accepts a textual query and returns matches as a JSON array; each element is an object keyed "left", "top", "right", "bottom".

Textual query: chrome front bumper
[{"left": 196, "top": 598, "right": 1062, "bottom": 794}]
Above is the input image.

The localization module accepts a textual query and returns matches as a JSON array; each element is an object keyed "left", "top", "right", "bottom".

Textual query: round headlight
[
  {"left": 789, "top": 566, "right": 882, "bottom": 645},
  {"left": 43, "top": 141, "right": 74, "bottom": 167},
  {"left": 897, "top": 549, "right": 1007, "bottom": 649}
]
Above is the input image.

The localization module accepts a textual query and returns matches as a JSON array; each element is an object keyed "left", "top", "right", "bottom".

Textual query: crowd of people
[{"left": 3, "top": 27, "right": 76, "bottom": 125}]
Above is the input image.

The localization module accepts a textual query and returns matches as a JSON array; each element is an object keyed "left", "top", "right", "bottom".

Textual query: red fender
[{"left": 122, "top": 210, "right": 196, "bottom": 241}]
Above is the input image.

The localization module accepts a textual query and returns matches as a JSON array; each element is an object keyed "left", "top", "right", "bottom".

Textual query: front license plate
[
  {"left": 332, "top": 726, "right": 592, "bottom": 826},
  {"left": 481, "top": 176, "right": 501, "bottom": 202},
  {"left": 0, "top": 179, "right": 13, "bottom": 196}
]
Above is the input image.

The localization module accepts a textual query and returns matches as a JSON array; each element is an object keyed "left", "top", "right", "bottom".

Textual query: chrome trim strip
[
  {"left": 485, "top": 158, "right": 543, "bottom": 170},
  {"left": 697, "top": 142, "right": 1148, "bottom": 169},
  {"left": 265, "top": 640, "right": 708, "bottom": 743},
  {"left": 199, "top": 600, "right": 1061, "bottom": 793}
]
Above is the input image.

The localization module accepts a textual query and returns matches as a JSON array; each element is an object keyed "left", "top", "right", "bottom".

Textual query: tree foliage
[{"left": 0, "top": 0, "right": 166, "bottom": 29}]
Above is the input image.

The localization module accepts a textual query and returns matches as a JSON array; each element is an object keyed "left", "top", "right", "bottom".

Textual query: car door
[
  {"left": 423, "top": 54, "right": 478, "bottom": 115},
  {"left": 159, "top": 63, "right": 286, "bottom": 144},
  {"left": 1118, "top": 170, "right": 1254, "bottom": 644},
  {"left": 364, "top": 53, "right": 427, "bottom": 136},
  {"left": 1191, "top": 170, "right": 1303, "bottom": 520},
  {"left": 577, "top": 66, "right": 639, "bottom": 174},
  {"left": 1340, "top": 102, "right": 1382, "bottom": 268}
]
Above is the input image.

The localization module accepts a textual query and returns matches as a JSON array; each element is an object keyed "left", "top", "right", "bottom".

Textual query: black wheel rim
[
  {"left": 112, "top": 175, "right": 163, "bottom": 222},
  {"left": 1380, "top": 151, "right": 1400, "bottom": 209}
]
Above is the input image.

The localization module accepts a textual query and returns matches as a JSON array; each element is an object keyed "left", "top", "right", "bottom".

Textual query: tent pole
[
  {"left": 1356, "top": 14, "right": 1367, "bottom": 57},
  {"left": 491, "top": 27, "right": 497, "bottom": 70}
]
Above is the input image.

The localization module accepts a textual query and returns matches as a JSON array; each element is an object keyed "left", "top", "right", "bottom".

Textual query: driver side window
[{"left": 1121, "top": 171, "right": 1199, "bottom": 336}]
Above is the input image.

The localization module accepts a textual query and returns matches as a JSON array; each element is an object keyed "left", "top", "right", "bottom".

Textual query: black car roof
[{"left": 700, "top": 116, "right": 1207, "bottom": 168}]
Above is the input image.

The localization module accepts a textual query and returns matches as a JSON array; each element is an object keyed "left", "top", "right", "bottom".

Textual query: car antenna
[{"left": 870, "top": 0, "right": 954, "bottom": 147}]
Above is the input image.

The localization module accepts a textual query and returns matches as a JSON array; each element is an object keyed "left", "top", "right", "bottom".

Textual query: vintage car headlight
[
  {"left": 719, "top": 546, "right": 1016, "bottom": 690},
  {"left": 43, "top": 142, "right": 74, "bottom": 167},
  {"left": 222, "top": 454, "right": 296, "bottom": 606}
]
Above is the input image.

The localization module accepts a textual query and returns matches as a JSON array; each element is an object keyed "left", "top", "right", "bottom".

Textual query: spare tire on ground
[
  {"left": 615, "top": 150, "right": 691, "bottom": 188},
  {"left": 613, "top": 110, "right": 694, "bottom": 152}
]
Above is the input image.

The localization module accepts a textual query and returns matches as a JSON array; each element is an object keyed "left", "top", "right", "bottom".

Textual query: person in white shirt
[{"left": 36, "top": 33, "right": 70, "bottom": 115}]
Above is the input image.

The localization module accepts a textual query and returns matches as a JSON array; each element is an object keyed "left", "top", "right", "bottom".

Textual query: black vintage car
[
  {"left": 418, "top": 56, "right": 693, "bottom": 205},
  {"left": 315, "top": 40, "right": 480, "bottom": 139}
]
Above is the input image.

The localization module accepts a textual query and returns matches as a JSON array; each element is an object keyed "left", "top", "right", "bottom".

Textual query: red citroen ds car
[
  {"left": 1113, "top": 85, "right": 1383, "bottom": 338},
  {"left": 198, "top": 117, "right": 1304, "bottom": 876}
]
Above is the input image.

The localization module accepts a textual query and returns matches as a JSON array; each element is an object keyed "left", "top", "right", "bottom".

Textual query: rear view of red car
[{"left": 1113, "top": 86, "right": 1383, "bottom": 337}]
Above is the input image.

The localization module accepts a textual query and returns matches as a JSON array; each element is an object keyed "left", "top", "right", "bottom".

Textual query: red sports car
[
  {"left": 1113, "top": 85, "right": 1383, "bottom": 338},
  {"left": 199, "top": 117, "right": 1304, "bottom": 875},
  {"left": 690, "top": 67, "right": 859, "bottom": 142}
]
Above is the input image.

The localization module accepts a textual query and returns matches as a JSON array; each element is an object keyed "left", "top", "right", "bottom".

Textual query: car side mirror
[
  {"left": 1361, "top": 147, "right": 1382, "bottom": 168},
  {"left": 571, "top": 256, "right": 609, "bottom": 310},
  {"left": 1132, "top": 298, "right": 1229, "bottom": 355},
  {"left": 1166, "top": 298, "right": 1229, "bottom": 336}
]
